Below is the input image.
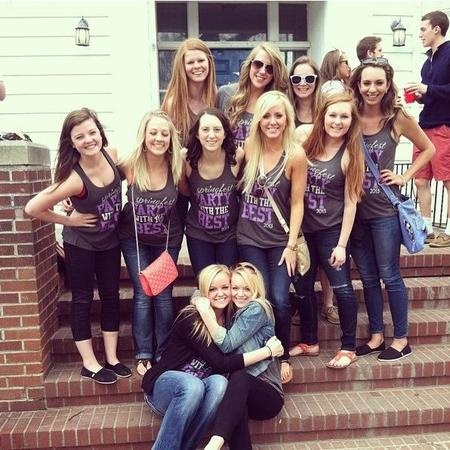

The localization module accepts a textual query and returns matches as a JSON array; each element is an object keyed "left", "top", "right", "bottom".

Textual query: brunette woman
[
  {"left": 287, "top": 55, "right": 339, "bottom": 327},
  {"left": 161, "top": 38, "right": 217, "bottom": 146},
  {"left": 349, "top": 59, "right": 434, "bottom": 361},
  {"left": 290, "top": 93, "right": 365, "bottom": 369},
  {"left": 217, "top": 42, "right": 288, "bottom": 148},
  {"left": 320, "top": 49, "right": 351, "bottom": 95},
  {"left": 25, "top": 108, "right": 130, "bottom": 384},
  {"left": 184, "top": 108, "right": 244, "bottom": 276},
  {"left": 142, "top": 264, "right": 283, "bottom": 450},
  {"left": 237, "top": 91, "right": 307, "bottom": 383},
  {"left": 119, "top": 110, "right": 184, "bottom": 376}
]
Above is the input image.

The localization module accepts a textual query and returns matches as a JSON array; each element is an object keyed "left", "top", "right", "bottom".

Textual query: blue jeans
[
  {"left": 146, "top": 371, "right": 228, "bottom": 450},
  {"left": 293, "top": 224, "right": 357, "bottom": 351},
  {"left": 121, "top": 239, "right": 180, "bottom": 361},
  {"left": 350, "top": 215, "right": 408, "bottom": 339},
  {"left": 187, "top": 236, "right": 239, "bottom": 277},
  {"left": 238, "top": 245, "right": 292, "bottom": 360}
]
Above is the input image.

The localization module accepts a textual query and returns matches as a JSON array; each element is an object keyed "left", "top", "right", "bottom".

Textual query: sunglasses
[
  {"left": 339, "top": 59, "right": 349, "bottom": 65},
  {"left": 251, "top": 59, "right": 274, "bottom": 75},
  {"left": 290, "top": 74, "right": 318, "bottom": 85},
  {"left": 361, "top": 57, "right": 389, "bottom": 65},
  {"left": 254, "top": 174, "right": 268, "bottom": 197}
]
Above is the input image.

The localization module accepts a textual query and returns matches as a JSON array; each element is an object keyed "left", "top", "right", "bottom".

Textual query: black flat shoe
[
  {"left": 355, "top": 341, "right": 385, "bottom": 357},
  {"left": 81, "top": 366, "right": 117, "bottom": 384},
  {"left": 104, "top": 362, "right": 132, "bottom": 378},
  {"left": 378, "top": 344, "right": 412, "bottom": 362}
]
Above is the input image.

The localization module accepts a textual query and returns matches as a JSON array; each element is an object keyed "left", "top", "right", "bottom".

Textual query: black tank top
[
  {"left": 302, "top": 143, "right": 346, "bottom": 233},
  {"left": 62, "top": 148, "right": 121, "bottom": 251},
  {"left": 185, "top": 161, "right": 239, "bottom": 243}
]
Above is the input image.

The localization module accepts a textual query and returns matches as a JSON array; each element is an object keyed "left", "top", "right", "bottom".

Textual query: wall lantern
[
  {"left": 75, "top": 17, "right": 90, "bottom": 47},
  {"left": 391, "top": 18, "right": 406, "bottom": 47}
]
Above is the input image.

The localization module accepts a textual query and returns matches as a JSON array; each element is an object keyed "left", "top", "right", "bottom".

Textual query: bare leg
[
  {"left": 319, "top": 268, "right": 333, "bottom": 308},
  {"left": 366, "top": 332, "right": 384, "bottom": 349},
  {"left": 75, "top": 339, "right": 102, "bottom": 372},
  {"left": 103, "top": 330, "right": 120, "bottom": 365}
]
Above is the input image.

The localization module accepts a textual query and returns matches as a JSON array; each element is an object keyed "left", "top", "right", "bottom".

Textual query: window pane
[
  {"left": 157, "top": 2, "right": 187, "bottom": 42},
  {"left": 199, "top": 4, "right": 266, "bottom": 41},
  {"left": 279, "top": 4, "right": 307, "bottom": 41},
  {"left": 212, "top": 49, "right": 250, "bottom": 87},
  {"left": 158, "top": 50, "right": 176, "bottom": 104},
  {"left": 283, "top": 50, "right": 308, "bottom": 71}
]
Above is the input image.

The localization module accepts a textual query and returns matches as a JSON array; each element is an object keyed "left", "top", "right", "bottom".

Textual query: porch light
[
  {"left": 391, "top": 18, "right": 406, "bottom": 47},
  {"left": 75, "top": 17, "right": 90, "bottom": 47}
]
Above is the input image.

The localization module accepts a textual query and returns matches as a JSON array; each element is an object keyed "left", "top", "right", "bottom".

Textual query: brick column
[{"left": 0, "top": 142, "right": 59, "bottom": 411}]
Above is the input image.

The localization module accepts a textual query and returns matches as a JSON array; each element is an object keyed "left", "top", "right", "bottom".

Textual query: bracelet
[
  {"left": 336, "top": 244, "right": 346, "bottom": 249},
  {"left": 286, "top": 243, "right": 298, "bottom": 251},
  {"left": 265, "top": 345, "right": 273, "bottom": 358},
  {"left": 399, "top": 174, "right": 406, "bottom": 186}
]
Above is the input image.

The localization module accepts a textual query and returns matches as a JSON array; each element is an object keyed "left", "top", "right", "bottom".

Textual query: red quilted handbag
[{"left": 139, "top": 251, "right": 178, "bottom": 297}]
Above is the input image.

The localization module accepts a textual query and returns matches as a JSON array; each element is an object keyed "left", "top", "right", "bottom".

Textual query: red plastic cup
[{"left": 404, "top": 88, "right": 415, "bottom": 104}]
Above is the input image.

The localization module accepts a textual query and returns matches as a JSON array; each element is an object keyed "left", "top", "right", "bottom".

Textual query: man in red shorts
[{"left": 406, "top": 10, "right": 450, "bottom": 247}]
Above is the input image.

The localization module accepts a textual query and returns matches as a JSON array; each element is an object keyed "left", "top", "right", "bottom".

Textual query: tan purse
[{"left": 263, "top": 186, "right": 310, "bottom": 276}]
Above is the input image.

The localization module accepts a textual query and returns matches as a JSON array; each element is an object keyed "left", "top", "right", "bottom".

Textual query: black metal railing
[{"left": 394, "top": 162, "right": 447, "bottom": 228}]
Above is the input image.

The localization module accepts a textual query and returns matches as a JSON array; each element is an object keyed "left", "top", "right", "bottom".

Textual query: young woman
[
  {"left": 217, "top": 42, "right": 288, "bottom": 148},
  {"left": 161, "top": 38, "right": 217, "bottom": 146},
  {"left": 287, "top": 55, "right": 339, "bottom": 327},
  {"left": 142, "top": 264, "right": 283, "bottom": 450},
  {"left": 119, "top": 110, "right": 184, "bottom": 376},
  {"left": 320, "top": 49, "right": 351, "bottom": 96},
  {"left": 290, "top": 93, "right": 365, "bottom": 369},
  {"left": 184, "top": 108, "right": 244, "bottom": 276},
  {"left": 349, "top": 59, "right": 434, "bottom": 361},
  {"left": 237, "top": 91, "right": 308, "bottom": 383},
  {"left": 194, "top": 262, "right": 284, "bottom": 450},
  {"left": 25, "top": 108, "right": 130, "bottom": 384}
]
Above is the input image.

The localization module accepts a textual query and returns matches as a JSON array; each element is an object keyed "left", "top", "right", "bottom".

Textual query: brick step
[
  {"left": 56, "top": 275, "right": 450, "bottom": 325},
  {"left": 2, "top": 385, "right": 450, "bottom": 449},
  {"left": 44, "top": 343, "right": 450, "bottom": 407},
  {"left": 253, "top": 431, "right": 450, "bottom": 449},
  {"left": 51, "top": 307, "right": 450, "bottom": 362}
]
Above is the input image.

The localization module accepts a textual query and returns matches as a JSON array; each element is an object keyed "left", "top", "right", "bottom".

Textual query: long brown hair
[
  {"left": 161, "top": 38, "right": 217, "bottom": 143},
  {"left": 54, "top": 108, "right": 108, "bottom": 185},
  {"left": 303, "top": 93, "right": 364, "bottom": 201},
  {"left": 320, "top": 49, "right": 343, "bottom": 81}
]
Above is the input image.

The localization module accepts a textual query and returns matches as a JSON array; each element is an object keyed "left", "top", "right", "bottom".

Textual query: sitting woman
[
  {"left": 194, "top": 262, "right": 284, "bottom": 450},
  {"left": 141, "top": 264, "right": 283, "bottom": 450}
]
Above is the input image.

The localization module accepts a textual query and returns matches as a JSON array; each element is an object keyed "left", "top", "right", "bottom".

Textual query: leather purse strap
[{"left": 263, "top": 186, "right": 290, "bottom": 234}]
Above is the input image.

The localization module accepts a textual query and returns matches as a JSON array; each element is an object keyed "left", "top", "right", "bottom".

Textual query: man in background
[{"left": 356, "top": 36, "right": 383, "bottom": 62}]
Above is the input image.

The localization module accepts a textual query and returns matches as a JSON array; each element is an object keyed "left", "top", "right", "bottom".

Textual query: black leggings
[
  {"left": 64, "top": 243, "right": 121, "bottom": 341},
  {"left": 212, "top": 369, "right": 284, "bottom": 450}
]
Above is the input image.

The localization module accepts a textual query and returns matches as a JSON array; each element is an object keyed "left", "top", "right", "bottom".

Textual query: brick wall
[{"left": 0, "top": 142, "right": 59, "bottom": 411}]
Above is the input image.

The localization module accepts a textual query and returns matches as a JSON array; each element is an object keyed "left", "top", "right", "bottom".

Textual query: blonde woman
[
  {"left": 320, "top": 49, "right": 351, "bottom": 95},
  {"left": 161, "top": 38, "right": 217, "bottom": 145},
  {"left": 195, "top": 263, "right": 284, "bottom": 450},
  {"left": 237, "top": 91, "right": 308, "bottom": 383},
  {"left": 142, "top": 264, "right": 283, "bottom": 450},
  {"left": 118, "top": 110, "right": 184, "bottom": 376},
  {"left": 217, "top": 42, "right": 288, "bottom": 148}
]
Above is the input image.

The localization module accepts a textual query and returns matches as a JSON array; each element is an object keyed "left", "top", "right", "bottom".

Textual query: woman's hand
[
  {"left": 61, "top": 198, "right": 74, "bottom": 213},
  {"left": 67, "top": 209, "right": 98, "bottom": 227},
  {"left": 193, "top": 296, "right": 212, "bottom": 315},
  {"left": 265, "top": 336, "right": 284, "bottom": 358},
  {"left": 278, "top": 247, "right": 296, "bottom": 277},
  {"left": 328, "top": 246, "right": 346, "bottom": 269},
  {"left": 380, "top": 169, "right": 406, "bottom": 187}
]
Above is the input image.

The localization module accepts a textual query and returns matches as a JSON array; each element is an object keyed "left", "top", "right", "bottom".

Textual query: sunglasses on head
[
  {"left": 251, "top": 59, "right": 274, "bottom": 75},
  {"left": 290, "top": 74, "right": 318, "bottom": 85},
  {"left": 361, "top": 57, "right": 389, "bottom": 66}
]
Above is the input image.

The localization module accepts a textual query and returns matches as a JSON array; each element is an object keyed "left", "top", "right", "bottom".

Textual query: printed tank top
[
  {"left": 185, "top": 161, "right": 239, "bottom": 243},
  {"left": 303, "top": 142, "right": 346, "bottom": 233},
  {"left": 357, "top": 121, "right": 399, "bottom": 220},
  {"left": 62, "top": 148, "right": 121, "bottom": 251},
  {"left": 118, "top": 169, "right": 183, "bottom": 248},
  {"left": 237, "top": 152, "right": 292, "bottom": 248}
]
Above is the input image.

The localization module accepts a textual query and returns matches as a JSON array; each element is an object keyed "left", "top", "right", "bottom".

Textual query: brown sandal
[
  {"left": 326, "top": 350, "right": 356, "bottom": 369},
  {"left": 289, "top": 343, "right": 320, "bottom": 357}
]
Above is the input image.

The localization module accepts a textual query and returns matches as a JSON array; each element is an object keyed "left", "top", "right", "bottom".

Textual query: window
[
  {"left": 279, "top": 4, "right": 307, "bottom": 41},
  {"left": 156, "top": 2, "right": 187, "bottom": 41}
]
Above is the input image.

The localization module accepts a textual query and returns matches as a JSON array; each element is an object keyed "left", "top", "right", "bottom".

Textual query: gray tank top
[
  {"left": 62, "top": 149, "right": 121, "bottom": 251},
  {"left": 303, "top": 143, "right": 346, "bottom": 233},
  {"left": 118, "top": 169, "right": 183, "bottom": 248},
  {"left": 237, "top": 153, "right": 292, "bottom": 248},
  {"left": 357, "top": 122, "right": 399, "bottom": 220},
  {"left": 185, "top": 161, "right": 239, "bottom": 243}
]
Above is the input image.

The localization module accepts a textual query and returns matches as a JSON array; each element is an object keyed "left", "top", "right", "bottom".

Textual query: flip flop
[
  {"left": 289, "top": 342, "right": 320, "bottom": 357},
  {"left": 326, "top": 350, "right": 357, "bottom": 369}
]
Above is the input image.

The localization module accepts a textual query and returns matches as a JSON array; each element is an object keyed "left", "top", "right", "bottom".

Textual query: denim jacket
[{"left": 213, "top": 300, "right": 275, "bottom": 377}]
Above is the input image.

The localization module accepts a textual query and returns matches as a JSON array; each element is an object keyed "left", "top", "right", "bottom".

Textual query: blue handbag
[{"left": 361, "top": 139, "right": 426, "bottom": 254}]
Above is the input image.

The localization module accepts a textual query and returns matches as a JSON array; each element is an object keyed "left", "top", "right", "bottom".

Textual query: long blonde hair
[
  {"left": 161, "top": 38, "right": 217, "bottom": 143},
  {"left": 121, "top": 110, "right": 182, "bottom": 191},
  {"left": 230, "top": 263, "right": 274, "bottom": 323},
  {"left": 241, "top": 91, "right": 297, "bottom": 194},
  {"left": 180, "top": 264, "right": 231, "bottom": 346},
  {"left": 226, "top": 43, "right": 288, "bottom": 130}
]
